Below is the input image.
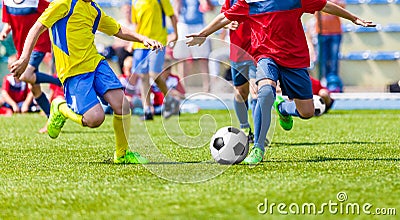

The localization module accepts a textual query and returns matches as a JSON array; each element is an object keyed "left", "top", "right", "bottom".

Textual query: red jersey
[
  {"left": 224, "top": 0, "right": 327, "bottom": 68},
  {"left": 2, "top": 74, "right": 30, "bottom": 103},
  {"left": 2, "top": 0, "right": 51, "bottom": 57},
  {"left": 310, "top": 76, "right": 326, "bottom": 95},
  {"left": 221, "top": 0, "right": 253, "bottom": 62}
]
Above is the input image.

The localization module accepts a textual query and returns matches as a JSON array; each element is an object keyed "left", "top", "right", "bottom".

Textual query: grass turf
[{"left": 0, "top": 110, "right": 399, "bottom": 219}]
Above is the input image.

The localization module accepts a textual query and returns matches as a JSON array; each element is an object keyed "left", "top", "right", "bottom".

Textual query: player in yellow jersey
[
  {"left": 131, "top": 0, "right": 179, "bottom": 120},
  {"left": 11, "top": 0, "right": 163, "bottom": 164}
]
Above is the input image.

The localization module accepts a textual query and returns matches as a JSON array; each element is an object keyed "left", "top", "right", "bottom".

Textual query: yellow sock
[
  {"left": 59, "top": 103, "right": 83, "bottom": 126},
  {"left": 113, "top": 112, "right": 131, "bottom": 157}
]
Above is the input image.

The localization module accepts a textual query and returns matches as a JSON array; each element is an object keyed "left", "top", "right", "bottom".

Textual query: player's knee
[
  {"left": 298, "top": 110, "right": 314, "bottom": 119},
  {"left": 85, "top": 115, "right": 105, "bottom": 128},
  {"left": 234, "top": 87, "right": 249, "bottom": 101}
]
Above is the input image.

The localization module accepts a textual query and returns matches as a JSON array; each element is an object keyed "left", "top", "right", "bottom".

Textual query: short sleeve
[
  {"left": 223, "top": 0, "right": 249, "bottom": 23},
  {"left": 2, "top": 76, "right": 10, "bottom": 92},
  {"left": 131, "top": 5, "right": 137, "bottom": 24},
  {"left": 302, "top": 0, "right": 327, "bottom": 14},
  {"left": 98, "top": 8, "right": 121, "bottom": 36},
  {"left": 220, "top": 0, "right": 230, "bottom": 13},
  {"left": 160, "top": 0, "right": 175, "bottom": 17},
  {"left": 38, "top": 0, "right": 70, "bottom": 28}
]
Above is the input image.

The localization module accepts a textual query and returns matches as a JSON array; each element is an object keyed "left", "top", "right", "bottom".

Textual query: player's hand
[
  {"left": 10, "top": 58, "right": 29, "bottom": 79},
  {"left": 226, "top": 21, "right": 239, "bottom": 30},
  {"left": 167, "top": 33, "right": 178, "bottom": 48},
  {"left": 353, "top": 18, "right": 375, "bottom": 27},
  {"left": 185, "top": 33, "right": 206, "bottom": 47},
  {"left": 12, "top": 104, "right": 20, "bottom": 113},
  {"left": 143, "top": 37, "right": 164, "bottom": 51}
]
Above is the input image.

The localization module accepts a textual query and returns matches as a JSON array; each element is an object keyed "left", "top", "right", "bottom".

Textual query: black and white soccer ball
[
  {"left": 313, "top": 95, "right": 326, "bottom": 116},
  {"left": 210, "top": 126, "right": 249, "bottom": 164}
]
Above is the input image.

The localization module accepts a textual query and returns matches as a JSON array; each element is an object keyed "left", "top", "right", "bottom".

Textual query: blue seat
[
  {"left": 345, "top": 0, "right": 362, "bottom": 4},
  {"left": 382, "top": 24, "right": 400, "bottom": 32},
  {"left": 366, "top": 0, "right": 390, "bottom": 4},
  {"left": 354, "top": 26, "right": 380, "bottom": 33},
  {"left": 342, "top": 24, "right": 354, "bottom": 32},
  {"left": 342, "top": 51, "right": 371, "bottom": 60},
  {"left": 370, "top": 51, "right": 400, "bottom": 60}
]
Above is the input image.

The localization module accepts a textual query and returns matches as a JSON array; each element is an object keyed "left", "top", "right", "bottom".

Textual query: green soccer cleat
[
  {"left": 241, "top": 127, "right": 254, "bottom": 143},
  {"left": 242, "top": 147, "right": 264, "bottom": 165},
  {"left": 273, "top": 96, "right": 293, "bottom": 131},
  {"left": 47, "top": 98, "right": 67, "bottom": 139},
  {"left": 114, "top": 151, "right": 149, "bottom": 164}
]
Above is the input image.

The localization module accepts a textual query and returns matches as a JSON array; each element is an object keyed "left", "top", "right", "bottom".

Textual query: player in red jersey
[
  {"left": 0, "top": 0, "right": 61, "bottom": 133},
  {"left": 221, "top": 0, "right": 258, "bottom": 145},
  {"left": 186, "top": 0, "right": 374, "bottom": 164}
]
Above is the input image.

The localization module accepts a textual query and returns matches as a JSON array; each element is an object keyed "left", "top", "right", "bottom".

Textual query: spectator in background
[
  {"left": 315, "top": 0, "right": 346, "bottom": 93},
  {"left": 119, "top": 56, "right": 143, "bottom": 115},
  {"left": 49, "top": 73, "right": 64, "bottom": 102},
  {"left": 1, "top": 56, "right": 36, "bottom": 114},
  {"left": 173, "top": 0, "right": 214, "bottom": 92}
]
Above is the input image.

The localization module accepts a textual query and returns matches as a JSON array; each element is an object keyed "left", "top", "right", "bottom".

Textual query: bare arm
[
  {"left": 21, "top": 91, "right": 34, "bottom": 113},
  {"left": 0, "top": 22, "right": 12, "bottom": 41},
  {"left": 168, "top": 14, "right": 179, "bottom": 47},
  {"left": 322, "top": 1, "right": 375, "bottom": 27},
  {"left": 114, "top": 26, "right": 164, "bottom": 50},
  {"left": 11, "top": 22, "right": 47, "bottom": 78},
  {"left": 186, "top": 13, "right": 232, "bottom": 46},
  {"left": 1, "top": 90, "right": 19, "bottom": 112}
]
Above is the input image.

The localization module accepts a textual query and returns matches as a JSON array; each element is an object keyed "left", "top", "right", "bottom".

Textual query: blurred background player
[
  {"left": 220, "top": 0, "right": 257, "bottom": 144},
  {"left": 315, "top": 0, "right": 346, "bottom": 93},
  {"left": 173, "top": 0, "right": 214, "bottom": 93},
  {"left": 131, "top": 0, "right": 180, "bottom": 120},
  {"left": 11, "top": 0, "right": 164, "bottom": 164},
  {"left": 1, "top": 55, "right": 37, "bottom": 114},
  {"left": 0, "top": 0, "right": 62, "bottom": 133},
  {"left": 151, "top": 59, "right": 185, "bottom": 117}
]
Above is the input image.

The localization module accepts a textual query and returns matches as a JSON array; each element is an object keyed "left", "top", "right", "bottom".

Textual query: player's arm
[
  {"left": 168, "top": 14, "right": 179, "bottom": 47},
  {"left": 114, "top": 26, "right": 164, "bottom": 50},
  {"left": 0, "top": 22, "right": 11, "bottom": 41},
  {"left": 10, "top": 22, "right": 47, "bottom": 78},
  {"left": 322, "top": 1, "right": 375, "bottom": 27},
  {"left": 186, "top": 13, "right": 231, "bottom": 46}
]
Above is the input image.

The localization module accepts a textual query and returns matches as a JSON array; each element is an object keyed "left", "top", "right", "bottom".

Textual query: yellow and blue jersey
[
  {"left": 38, "top": 0, "right": 121, "bottom": 83},
  {"left": 131, "top": 0, "right": 174, "bottom": 49}
]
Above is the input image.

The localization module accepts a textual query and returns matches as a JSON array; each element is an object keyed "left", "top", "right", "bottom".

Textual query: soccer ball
[
  {"left": 313, "top": 95, "right": 326, "bottom": 116},
  {"left": 210, "top": 126, "right": 249, "bottom": 164}
]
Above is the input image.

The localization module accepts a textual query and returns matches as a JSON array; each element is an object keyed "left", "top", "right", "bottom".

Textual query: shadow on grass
[
  {"left": 261, "top": 157, "right": 400, "bottom": 163},
  {"left": 272, "top": 141, "right": 389, "bottom": 147},
  {"left": 62, "top": 130, "right": 113, "bottom": 134}
]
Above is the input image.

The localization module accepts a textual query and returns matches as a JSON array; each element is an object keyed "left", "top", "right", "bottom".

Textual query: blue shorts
[
  {"left": 256, "top": 58, "right": 312, "bottom": 100},
  {"left": 132, "top": 49, "right": 166, "bottom": 74},
  {"left": 63, "top": 60, "right": 123, "bottom": 115},
  {"left": 231, "top": 60, "right": 256, "bottom": 86},
  {"left": 29, "top": 51, "right": 46, "bottom": 70}
]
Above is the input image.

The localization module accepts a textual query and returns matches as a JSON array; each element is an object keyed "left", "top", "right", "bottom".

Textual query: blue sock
[
  {"left": 251, "top": 98, "right": 257, "bottom": 120},
  {"left": 35, "top": 92, "right": 50, "bottom": 117},
  {"left": 278, "top": 100, "right": 300, "bottom": 117},
  {"left": 35, "top": 72, "right": 62, "bottom": 87},
  {"left": 253, "top": 85, "right": 275, "bottom": 152},
  {"left": 233, "top": 98, "right": 249, "bottom": 129}
]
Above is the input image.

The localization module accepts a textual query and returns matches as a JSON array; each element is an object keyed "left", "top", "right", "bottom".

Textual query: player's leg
[
  {"left": 231, "top": 61, "right": 252, "bottom": 141},
  {"left": 19, "top": 51, "right": 61, "bottom": 86},
  {"left": 274, "top": 67, "right": 314, "bottom": 121},
  {"left": 95, "top": 60, "right": 147, "bottom": 164},
  {"left": 243, "top": 58, "right": 277, "bottom": 165},
  {"left": 132, "top": 49, "right": 153, "bottom": 120}
]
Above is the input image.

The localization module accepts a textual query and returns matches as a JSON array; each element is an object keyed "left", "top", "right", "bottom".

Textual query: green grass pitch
[{"left": 0, "top": 110, "right": 399, "bottom": 219}]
